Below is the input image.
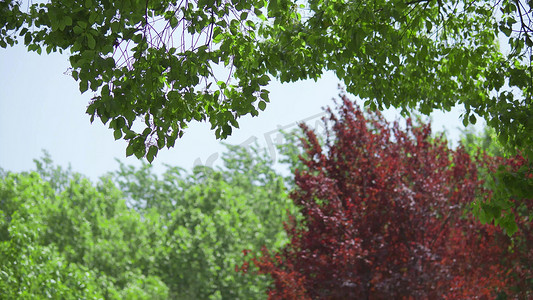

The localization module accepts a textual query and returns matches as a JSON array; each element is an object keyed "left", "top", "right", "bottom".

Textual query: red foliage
[{"left": 249, "top": 95, "right": 531, "bottom": 299}]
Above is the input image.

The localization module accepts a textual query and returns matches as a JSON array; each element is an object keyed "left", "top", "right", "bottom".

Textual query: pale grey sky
[{"left": 0, "top": 44, "right": 479, "bottom": 180}]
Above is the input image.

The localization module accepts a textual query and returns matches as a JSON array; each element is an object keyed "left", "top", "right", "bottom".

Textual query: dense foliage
[
  {"left": 0, "top": 147, "right": 295, "bottom": 299},
  {"left": 1, "top": 0, "right": 531, "bottom": 160},
  {"left": 2, "top": 0, "right": 531, "bottom": 232},
  {"left": 1, "top": 98, "right": 531, "bottom": 298},
  {"left": 459, "top": 127, "right": 533, "bottom": 233},
  {"left": 247, "top": 95, "right": 532, "bottom": 298}
]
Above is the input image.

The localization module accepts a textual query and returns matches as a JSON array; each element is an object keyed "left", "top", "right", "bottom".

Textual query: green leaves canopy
[
  {"left": 0, "top": 146, "right": 296, "bottom": 298},
  {"left": 461, "top": 127, "right": 533, "bottom": 235},
  {"left": 0, "top": 172, "right": 169, "bottom": 299},
  {"left": 3, "top": 0, "right": 273, "bottom": 162},
  {"left": 2, "top": 0, "right": 531, "bottom": 160}
]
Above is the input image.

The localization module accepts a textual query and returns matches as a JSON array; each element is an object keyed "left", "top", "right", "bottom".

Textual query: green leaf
[
  {"left": 260, "top": 91, "right": 269, "bottom": 101},
  {"left": 19, "top": 28, "right": 28, "bottom": 36},
  {"left": 126, "top": 144, "right": 134, "bottom": 157},
  {"left": 230, "top": 117, "right": 239, "bottom": 128},
  {"left": 87, "top": 34, "right": 96, "bottom": 49},
  {"left": 425, "top": 20, "right": 432, "bottom": 32},
  {"left": 80, "top": 80, "right": 88, "bottom": 93},
  {"left": 222, "top": 124, "right": 232, "bottom": 136},
  {"left": 89, "top": 13, "right": 98, "bottom": 24},
  {"left": 500, "top": 24, "right": 512, "bottom": 37},
  {"left": 258, "top": 100, "right": 266, "bottom": 111},
  {"left": 258, "top": 75, "right": 270, "bottom": 85},
  {"left": 64, "top": 16, "right": 72, "bottom": 26},
  {"left": 24, "top": 32, "right": 32, "bottom": 45},
  {"left": 77, "top": 21, "right": 88, "bottom": 29},
  {"left": 110, "top": 22, "right": 120, "bottom": 33},
  {"left": 217, "top": 81, "right": 226, "bottom": 88},
  {"left": 59, "top": 19, "right": 67, "bottom": 31},
  {"left": 469, "top": 115, "right": 476, "bottom": 125},
  {"left": 157, "top": 137, "right": 165, "bottom": 149},
  {"left": 146, "top": 146, "right": 158, "bottom": 163},
  {"left": 213, "top": 32, "right": 223, "bottom": 44},
  {"left": 134, "top": 148, "right": 145, "bottom": 159},
  {"left": 114, "top": 129, "right": 122, "bottom": 140},
  {"left": 462, "top": 116, "right": 469, "bottom": 127},
  {"left": 73, "top": 26, "right": 84, "bottom": 34},
  {"left": 142, "top": 127, "right": 152, "bottom": 137}
]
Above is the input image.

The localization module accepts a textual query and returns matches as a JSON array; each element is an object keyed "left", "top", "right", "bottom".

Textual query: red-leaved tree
[{"left": 244, "top": 95, "right": 531, "bottom": 299}]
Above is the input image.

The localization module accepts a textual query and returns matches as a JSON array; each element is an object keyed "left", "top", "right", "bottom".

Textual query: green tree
[
  {"left": 0, "top": 171, "right": 169, "bottom": 299},
  {"left": 460, "top": 127, "right": 532, "bottom": 237},
  {"left": 1, "top": 144, "right": 295, "bottom": 298},
  {"left": 0, "top": 173, "right": 103, "bottom": 299},
  {"left": 461, "top": 126, "right": 507, "bottom": 159},
  {"left": 1, "top": 0, "right": 531, "bottom": 159},
  {"left": 109, "top": 144, "right": 297, "bottom": 298}
]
